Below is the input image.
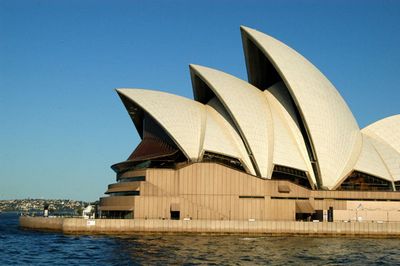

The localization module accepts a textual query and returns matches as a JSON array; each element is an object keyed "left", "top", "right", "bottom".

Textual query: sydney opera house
[{"left": 99, "top": 26, "right": 400, "bottom": 222}]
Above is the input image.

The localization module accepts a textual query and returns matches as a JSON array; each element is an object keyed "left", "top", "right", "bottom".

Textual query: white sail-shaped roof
[
  {"left": 364, "top": 135, "right": 400, "bottom": 182},
  {"left": 206, "top": 97, "right": 238, "bottom": 134},
  {"left": 117, "top": 89, "right": 206, "bottom": 160},
  {"left": 190, "top": 64, "right": 274, "bottom": 178},
  {"left": 362, "top": 115, "right": 400, "bottom": 181},
  {"left": 203, "top": 105, "right": 256, "bottom": 175},
  {"left": 117, "top": 88, "right": 256, "bottom": 174},
  {"left": 350, "top": 134, "right": 393, "bottom": 183},
  {"left": 264, "top": 82, "right": 317, "bottom": 186},
  {"left": 363, "top": 115, "right": 400, "bottom": 153},
  {"left": 241, "top": 26, "right": 362, "bottom": 189}
]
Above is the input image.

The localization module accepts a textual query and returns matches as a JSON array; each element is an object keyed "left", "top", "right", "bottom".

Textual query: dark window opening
[
  {"left": 101, "top": 211, "right": 133, "bottom": 219},
  {"left": 108, "top": 191, "right": 140, "bottom": 196},
  {"left": 337, "top": 171, "right": 394, "bottom": 191},
  {"left": 170, "top": 211, "right": 180, "bottom": 220},
  {"left": 312, "top": 210, "right": 324, "bottom": 222},
  {"left": 239, "top": 195, "right": 265, "bottom": 199},
  {"left": 295, "top": 213, "right": 313, "bottom": 221},
  {"left": 202, "top": 151, "right": 245, "bottom": 172},
  {"left": 327, "top": 207, "right": 334, "bottom": 222},
  {"left": 272, "top": 165, "right": 312, "bottom": 189},
  {"left": 395, "top": 181, "right": 400, "bottom": 192},
  {"left": 120, "top": 176, "right": 146, "bottom": 182},
  {"left": 296, "top": 210, "right": 323, "bottom": 222},
  {"left": 272, "top": 197, "right": 309, "bottom": 200},
  {"left": 114, "top": 161, "right": 152, "bottom": 176}
]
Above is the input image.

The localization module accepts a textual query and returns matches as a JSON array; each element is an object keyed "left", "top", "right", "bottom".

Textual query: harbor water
[{"left": 1, "top": 212, "right": 400, "bottom": 265}]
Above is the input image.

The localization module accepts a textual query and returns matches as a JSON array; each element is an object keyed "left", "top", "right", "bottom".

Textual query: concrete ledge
[
  {"left": 19, "top": 216, "right": 63, "bottom": 231},
  {"left": 19, "top": 216, "right": 400, "bottom": 237}
]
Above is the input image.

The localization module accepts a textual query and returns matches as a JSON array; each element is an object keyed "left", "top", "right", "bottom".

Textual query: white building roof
[
  {"left": 241, "top": 26, "right": 362, "bottom": 189},
  {"left": 117, "top": 89, "right": 256, "bottom": 174},
  {"left": 203, "top": 105, "right": 256, "bottom": 175},
  {"left": 190, "top": 64, "right": 274, "bottom": 178},
  {"left": 350, "top": 134, "right": 393, "bottom": 183},
  {"left": 363, "top": 115, "right": 400, "bottom": 153},
  {"left": 117, "top": 89, "right": 206, "bottom": 160},
  {"left": 264, "top": 82, "right": 317, "bottom": 186},
  {"left": 362, "top": 115, "right": 400, "bottom": 181}
]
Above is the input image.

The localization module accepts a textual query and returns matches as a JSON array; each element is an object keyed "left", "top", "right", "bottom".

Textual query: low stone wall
[
  {"left": 334, "top": 210, "right": 400, "bottom": 222},
  {"left": 19, "top": 216, "right": 63, "bottom": 231},
  {"left": 19, "top": 216, "right": 400, "bottom": 237}
]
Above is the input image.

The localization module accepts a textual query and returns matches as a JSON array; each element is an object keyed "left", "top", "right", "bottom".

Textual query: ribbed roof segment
[
  {"left": 117, "top": 89, "right": 206, "bottom": 161},
  {"left": 264, "top": 82, "right": 317, "bottom": 186},
  {"left": 363, "top": 115, "right": 400, "bottom": 153},
  {"left": 117, "top": 88, "right": 256, "bottom": 174},
  {"left": 350, "top": 134, "right": 393, "bottom": 183},
  {"left": 191, "top": 64, "right": 274, "bottom": 178},
  {"left": 362, "top": 115, "right": 400, "bottom": 181},
  {"left": 241, "top": 26, "right": 362, "bottom": 189},
  {"left": 203, "top": 105, "right": 256, "bottom": 175}
]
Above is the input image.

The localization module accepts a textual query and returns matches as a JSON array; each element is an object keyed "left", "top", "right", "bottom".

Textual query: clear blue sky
[{"left": 1, "top": 0, "right": 399, "bottom": 201}]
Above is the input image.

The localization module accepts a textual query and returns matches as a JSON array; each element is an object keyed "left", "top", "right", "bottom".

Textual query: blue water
[{"left": 1, "top": 213, "right": 400, "bottom": 265}]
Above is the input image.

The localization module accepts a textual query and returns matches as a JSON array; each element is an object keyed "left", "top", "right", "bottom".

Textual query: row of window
[{"left": 108, "top": 191, "right": 140, "bottom": 196}]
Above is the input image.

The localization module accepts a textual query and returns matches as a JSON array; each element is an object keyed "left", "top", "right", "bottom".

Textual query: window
[
  {"left": 170, "top": 211, "right": 180, "bottom": 220},
  {"left": 337, "top": 171, "right": 393, "bottom": 191}
]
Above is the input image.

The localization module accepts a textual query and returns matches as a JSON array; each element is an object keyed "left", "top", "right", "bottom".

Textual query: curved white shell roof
[
  {"left": 203, "top": 105, "right": 256, "bottom": 175},
  {"left": 241, "top": 26, "right": 362, "bottom": 189},
  {"left": 117, "top": 88, "right": 256, "bottom": 174},
  {"left": 190, "top": 64, "right": 274, "bottom": 178},
  {"left": 363, "top": 115, "right": 400, "bottom": 153},
  {"left": 117, "top": 89, "right": 206, "bottom": 160},
  {"left": 264, "top": 82, "right": 317, "bottom": 186},
  {"left": 350, "top": 134, "right": 393, "bottom": 183},
  {"left": 362, "top": 115, "right": 400, "bottom": 181},
  {"left": 367, "top": 137, "right": 400, "bottom": 182}
]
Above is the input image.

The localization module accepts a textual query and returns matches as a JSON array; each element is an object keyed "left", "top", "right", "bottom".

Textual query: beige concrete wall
[
  {"left": 119, "top": 169, "right": 146, "bottom": 179},
  {"left": 265, "top": 199, "right": 295, "bottom": 221},
  {"left": 19, "top": 216, "right": 63, "bottom": 231},
  {"left": 143, "top": 163, "right": 303, "bottom": 221},
  {"left": 313, "top": 199, "right": 347, "bottom": 210},
  {"left": 100, "top": 196, "right": 135, "bottom": 208},
  {"left": 146, "top": 162, "right": 400, "bottom": 201},
  {"left": 346, "top": 201, "right": 400, "bottom": 211},
  {"left": 134, "top": 196, "right": 179, "bottom": 219},
  {"left": 133, "top": 196, "right": 296, "bottom": 222},
  {"left": 334, "top": 210, "right": 400, "bottom": 222},
  {"left": 20, "top": 216, "right": 400, "bottom": 236},
  {"left": 101, "top": 162, "right": 400, "bottom": 222}
]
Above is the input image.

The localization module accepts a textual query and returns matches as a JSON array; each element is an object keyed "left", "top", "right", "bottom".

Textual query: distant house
[{"left": 82, "top": 205, "right": 94, "bottom": 219}]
